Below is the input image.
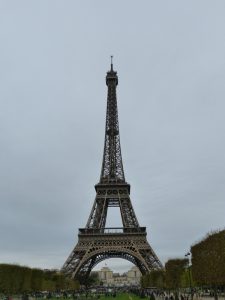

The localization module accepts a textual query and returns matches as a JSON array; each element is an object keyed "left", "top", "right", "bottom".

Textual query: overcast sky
[{"left": 0, "top": 1, "right": 225, "bottom": 273}]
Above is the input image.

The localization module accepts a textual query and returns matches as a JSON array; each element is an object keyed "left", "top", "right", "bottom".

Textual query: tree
[
  {"left": 180, "top": 267, "right": 194, "bottom": 288},
  {"left": 0, "top": 264, "right": 32, "bottom": 293},
  {"left": 31, "top": 268, "right": 44, "bottom": 291},
  {"left": 141, "top": 270, "right": 165, "bottom": 288},
  {"left": 0, "top": 264, "right": 79, "bottom": 293},
  {"left": 165, "top": 259, "right": 188, "bottom": 290},
  {"left": 83, "top": 271, "right": 99, "bottom": 287},
  {"left": 191, "top": 229, "right": 225, "bottom": 299}
]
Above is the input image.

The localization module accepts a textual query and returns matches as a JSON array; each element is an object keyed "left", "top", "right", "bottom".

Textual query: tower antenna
[{"left": 110, "top": 55, "right": 113, "bottom": 70}]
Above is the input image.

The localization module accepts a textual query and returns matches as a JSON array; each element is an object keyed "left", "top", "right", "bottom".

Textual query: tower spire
[
  {"left": 110, "top": 55, "right": 113, "bottom": 71},
  {"left": 100, "top": 61, "right": 125, "bottom": 183}
]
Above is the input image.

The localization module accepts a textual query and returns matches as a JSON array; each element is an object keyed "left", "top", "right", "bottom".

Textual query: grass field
[
  {"left": 99, "top": 293, "right": 143, "bottom": 300},
  {"left": 31, "top": 295, "right": 144, "bottom": 300},
  {"left": 8, "top": 295, "right": 145, "bottom": 300}
]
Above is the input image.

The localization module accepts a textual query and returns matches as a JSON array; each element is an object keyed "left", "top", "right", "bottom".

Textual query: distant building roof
[{"left": 100, "top": 266, "right": 112, "bottom": 272}]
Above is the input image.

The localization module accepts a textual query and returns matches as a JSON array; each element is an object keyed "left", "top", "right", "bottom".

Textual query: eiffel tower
[{"left": 61, "top": 60, "right": 163, "bottom": 280}]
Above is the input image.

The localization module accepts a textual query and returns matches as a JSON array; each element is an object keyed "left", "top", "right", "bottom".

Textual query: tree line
[
  {"left": 1, "top": 229, "right": 224, "bottom": 295},
  {"left": 0, "top": 264, "right": 79, "bottom": 294},
  {"left": 141, "top": 259, "right": 192, "bottom": 289},
  {"left": 142, "top": 229, "right": 225, "bottom": 293}
]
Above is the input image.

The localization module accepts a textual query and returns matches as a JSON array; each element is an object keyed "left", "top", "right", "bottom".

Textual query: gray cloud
[{"left": 0, "top": 0, "right": 225, "bottom": 272}]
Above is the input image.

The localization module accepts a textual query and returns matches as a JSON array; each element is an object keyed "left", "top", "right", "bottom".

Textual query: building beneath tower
[{"left": 97, "top": 265, "right": 141, "bottom": 287}]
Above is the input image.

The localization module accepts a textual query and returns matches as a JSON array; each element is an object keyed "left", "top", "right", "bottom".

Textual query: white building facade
[{"left": 97, "top": 265, "right": 141, "bottom": 287}]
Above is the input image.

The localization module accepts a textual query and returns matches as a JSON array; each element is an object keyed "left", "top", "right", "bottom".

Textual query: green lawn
[
  {"left": 100, "top": 293, "right": 144, "bottom": 300},
  {"left": 34, "top": 293, "right": 145, "bottom": 300}
]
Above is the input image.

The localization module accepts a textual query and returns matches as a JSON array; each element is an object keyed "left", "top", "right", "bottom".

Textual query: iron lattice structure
[{"left": 61, "top": 63, "right": 163, "bottom": 281}]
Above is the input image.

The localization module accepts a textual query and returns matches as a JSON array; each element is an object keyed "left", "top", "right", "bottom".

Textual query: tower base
[{"left": 62, "top": 227, "right": 163, "bottom": 280}]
